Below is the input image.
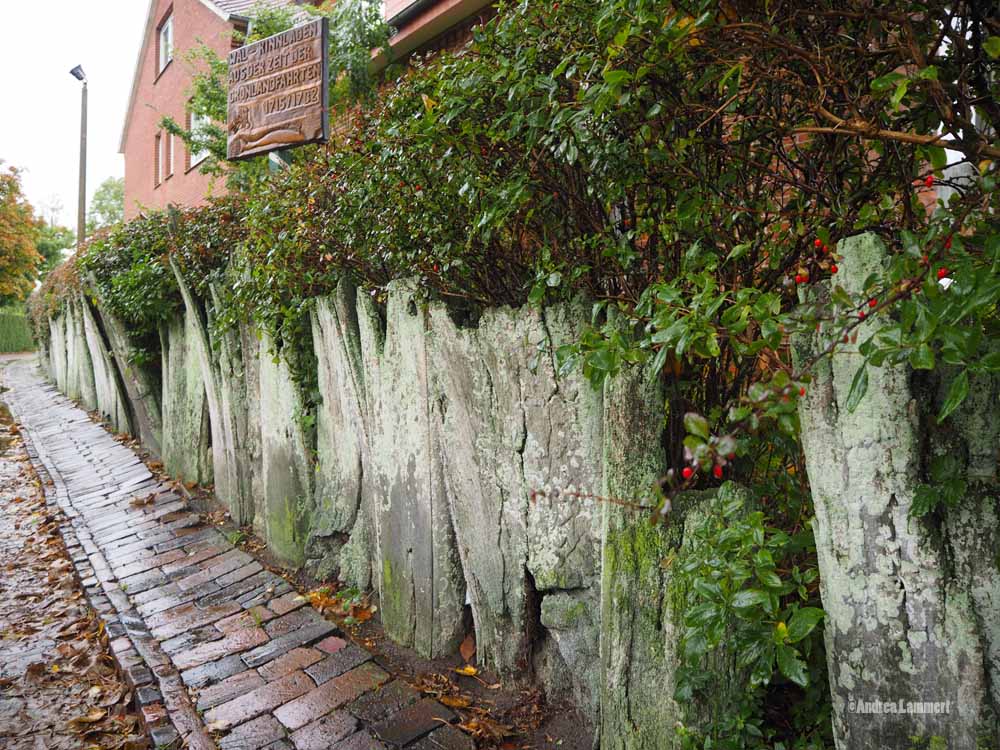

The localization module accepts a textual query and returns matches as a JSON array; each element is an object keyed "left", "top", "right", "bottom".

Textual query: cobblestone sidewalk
[{"left": 2, "top": 360, "right": 472, "bottom": 750}]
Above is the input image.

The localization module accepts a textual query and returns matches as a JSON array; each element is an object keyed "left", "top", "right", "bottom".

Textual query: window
[
  {"left": 165, "top": 135, "right": 174, "bottom": 179},
  {"left": 188, "top": 109, "right": 210, "bottom": 169},
  {"left": 158, "top": 13, "right": 173, "bottom": 74},
  {"left": 154, "top": 133, "right": 162, "bottom": 187}
]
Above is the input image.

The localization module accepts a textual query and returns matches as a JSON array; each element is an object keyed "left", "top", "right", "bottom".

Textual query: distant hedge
[{"left": 0, "top": 309, "right": 34, "bottom": 353}]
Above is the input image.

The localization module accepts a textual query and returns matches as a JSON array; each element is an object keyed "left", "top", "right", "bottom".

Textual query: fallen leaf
[
  {"left": 440, "top": 695, "right": 472, "bottom": 709},
  {"left": 68, "top": 708, "right": 106, "bottom": 727},
  {"left": 453, "top": 665, "right": 478, "bottom": 677},
  {"left": 457, "top": 715, "right": 513, "bottom": 739},
  {"left": 460, "top": 632, "right": 476, "bottom": 662}
]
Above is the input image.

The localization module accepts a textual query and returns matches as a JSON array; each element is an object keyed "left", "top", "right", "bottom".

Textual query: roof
[
  {"left": 204, "top": 0, "right": 300, "bottom": 18},
  {"left": 119, "top": 0, "right": 305, "bottom": 153}
]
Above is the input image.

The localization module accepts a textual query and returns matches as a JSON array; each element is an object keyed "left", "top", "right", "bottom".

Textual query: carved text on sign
[{"left": 227, "top": 18, "right": 329, "bottom": 160}]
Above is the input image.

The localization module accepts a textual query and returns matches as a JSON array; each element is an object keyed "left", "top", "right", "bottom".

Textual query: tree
[
  {"left": 35, "top": 222, "right": 75, "bottom": 273},
  {"left": 87, "top": 177, "right": 124, "bottom": 232},
  {"left": 0, "top": 164, "right": 43, "bottom": 306}
]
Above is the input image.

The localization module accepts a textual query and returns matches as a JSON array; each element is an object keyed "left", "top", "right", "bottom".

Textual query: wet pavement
[
  {"left": 1, "top": 359, "right": 473, "bottom": 750},
  {"left": 0, "top": 385, "right": 147, "bottom": 749}
]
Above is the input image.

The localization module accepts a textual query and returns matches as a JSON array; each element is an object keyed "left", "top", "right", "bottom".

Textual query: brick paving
[{"left": 2, "top": 361, "right": 473, "bottom": 750}]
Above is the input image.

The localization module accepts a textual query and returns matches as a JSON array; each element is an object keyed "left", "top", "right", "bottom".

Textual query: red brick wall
[{"left": 122, "top": 0, "right": 236, "bottom": 219}]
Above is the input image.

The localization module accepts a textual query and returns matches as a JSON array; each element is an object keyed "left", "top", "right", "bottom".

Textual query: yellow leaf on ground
[{"left": 69, "top": 708, "right": 106, "bottom": 727}]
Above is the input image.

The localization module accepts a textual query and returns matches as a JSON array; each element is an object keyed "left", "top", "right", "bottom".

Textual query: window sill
[
  {"left": 185, "top": 157, "right": 209, "bottom": 175},
  {"left": 153, "top": 58, "right": 173, "bottom": 84}
]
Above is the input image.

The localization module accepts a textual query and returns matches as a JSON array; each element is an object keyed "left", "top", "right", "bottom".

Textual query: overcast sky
[{"left": 0, "top": 1, "right": 148, "bottom": 227}]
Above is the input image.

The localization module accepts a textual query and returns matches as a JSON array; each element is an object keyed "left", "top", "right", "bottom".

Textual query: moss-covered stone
[
  {"left": 79, "top": 298, "right": 131, "bottom": 434},
  {"left": 85, "top": 277, "right": 163, "bottom": 455},
  {"left": 795, "top": 233, "right": 1000, "bottom": 748},
  {"left": 259, "top": 330, "right": 315, "bottom": 567},
  {"left": 159, "top": 311, "right": 213, "bottom": 486}
]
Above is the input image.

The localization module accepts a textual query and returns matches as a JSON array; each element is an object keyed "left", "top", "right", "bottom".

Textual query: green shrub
[{"left": 0, "top": 309, "right": 35, "bottom": 352}]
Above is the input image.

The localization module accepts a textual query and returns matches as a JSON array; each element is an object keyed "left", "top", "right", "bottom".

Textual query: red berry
[
  {"left": 858, "top": 310, "right": 867, "bottom": 320},
  {"left": 433, "top": 264, "right": 440, "bottom": 272},
  {"left": 823, "top": 244, "right": 830, "bottom": 254},
  {"left": 868, "top": 298, "right": 878, "bottom": 309},
  {"left": 794, "top": 274, "right": 802, "bottom": 284},
  {"left": 944, "top": 236, "right": 952, "bottom": 249},
  {"left": 681, "top": 467, "right": 694, "bottom": 480},
  {"left": 921, "top": 254, "right": 929, "bottom": 265},
  {"left": 713, "top": 465, "right": 723, "bottom": 479},
  {"left": 830, "top": 265, "right": 838, "bottom": 274},
  {"left": 814, "top": 238, "right": 822, "bottom": 248},
  {"left": 727, "top": 452, "right": 736, "bottom": 460},
  {"left": 799, "top": 387, "right": 806, "bottom": 396},
  {"left": 415, "top": 185, "right": 423, "bottom": 191},
  {"left": 937, "top": 267, "right": 948, "bottom": 280},
  {"left": 925, "top": 175, "right": 934, "bottom": 188}
]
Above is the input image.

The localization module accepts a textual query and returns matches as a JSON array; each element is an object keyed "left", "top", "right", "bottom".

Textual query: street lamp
[{"left": 70, "top": 65, "right": 87, "bottom": 249}]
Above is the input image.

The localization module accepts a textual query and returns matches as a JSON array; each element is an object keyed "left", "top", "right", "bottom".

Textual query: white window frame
[
  {"left": 158, "top": 14, "right": 174, "bottom": 74},
  {"left": 154, "top": 132, "right": 162, "bottom": 186},
  {"left": 189, "top": 111, "right": 210, "bottom": 168}
]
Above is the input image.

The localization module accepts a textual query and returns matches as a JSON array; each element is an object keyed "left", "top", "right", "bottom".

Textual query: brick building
[
  {"left": 120, "top": 0, "right": 493, "bottom": 220},
  {"left": 120, "top": 0, "right": 254, "bottom": 220}
]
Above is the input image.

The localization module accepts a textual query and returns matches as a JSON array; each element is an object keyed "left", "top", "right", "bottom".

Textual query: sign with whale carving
[{"left": 226, "top": 18, "right": 329, "bottom": 160}]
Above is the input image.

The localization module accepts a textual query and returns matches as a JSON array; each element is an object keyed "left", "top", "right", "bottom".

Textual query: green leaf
[
  {"left": 602, "top": 69, "right": 631, "bottom": 87},
  {"left": 684, "top": 412, "right": 710, "bottom": 440},
  {"left": 910, "top": 484, "right": 938, "bottom": 519},
  {"left": 871, "top": 72, "right": 904, "bottom": 93},
  {"left": 845, "top": 362, "right": 869, "bottom": 413},
  {"left": 890, "top": 80, "right": 909, "bottom": 109},
  {"left": 787, "top": 607, "right": 824, "bottom": 643},
  {"left": 731, "top": 589, "right": 770, "bottom": 611},
  {"left": 980, "top": 351, "right": 1000, "bottom": 372},
  {"left": 757, "top": 569, "right": 783, "bottom": 589},
  {"left": 929, "top": 146, "right": 947, "bottom": 171},
  {"left": 909, "top": 344, "right": 935, "bottom": 370},
  {"left": 937, "top": 370, "right": 969, "bottom": 423},
  {"left": 985, "top": 36, "right": 1000, "bottom": 59},
  {"left": 725, "top": 242, "right": 751, "bottom": 263},
  {"left": 776, "top": 644, "right": 809, "bottom": 687}
]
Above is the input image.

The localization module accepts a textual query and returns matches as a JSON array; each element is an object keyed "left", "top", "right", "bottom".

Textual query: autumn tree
[{"left": 0, "top": 164, "right": 43, "bottom": 305}]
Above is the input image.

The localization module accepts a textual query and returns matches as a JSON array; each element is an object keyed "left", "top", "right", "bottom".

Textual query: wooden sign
[{"left": 227, "top": 18, "right": 329, "bottom": 160}]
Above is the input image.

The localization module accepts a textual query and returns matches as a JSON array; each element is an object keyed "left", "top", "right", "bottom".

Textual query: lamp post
[{"left": 70, "top": 65, "right": 87, "bottom": 249}]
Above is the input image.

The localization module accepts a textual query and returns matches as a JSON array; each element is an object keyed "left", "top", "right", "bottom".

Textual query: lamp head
[{"left": 69, "top": 65, "right": 86, "bottom": 82}]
